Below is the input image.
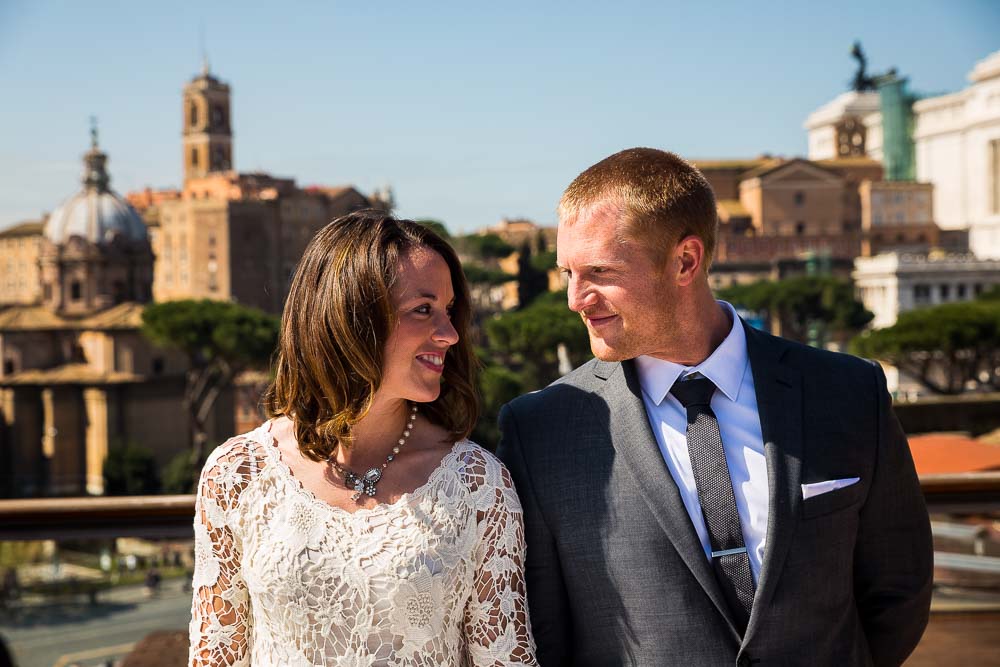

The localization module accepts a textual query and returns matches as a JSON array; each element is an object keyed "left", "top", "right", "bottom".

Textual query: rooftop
[
  {"left": 0, "top": 220, "right": 44, "bottom": 238},
  {"left": 1, "top": 362, "right": 145, "bottom": 385},
  {"left": 909, "top": 433, "right": 1000, "bottom": 475},
  {"left": 0, "top": 301, "right": 145, "bottom": 331}
]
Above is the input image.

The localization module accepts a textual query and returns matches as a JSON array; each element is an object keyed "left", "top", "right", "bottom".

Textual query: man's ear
[{"left": 673, "top": 235, "right": 705, "bottom": 287}]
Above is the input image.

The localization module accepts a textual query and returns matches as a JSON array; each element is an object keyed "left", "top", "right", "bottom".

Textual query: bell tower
[{"left": 182, "top": 60, "right": 233, "bottom": 183}]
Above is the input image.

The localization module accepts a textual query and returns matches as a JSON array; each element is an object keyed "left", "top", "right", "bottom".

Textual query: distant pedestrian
[
  {"left": 144, "top": 568, "right": 161, "bottom": 597},
  {"left": 1, "top": 568, "right": 18, "bottom": 607}
]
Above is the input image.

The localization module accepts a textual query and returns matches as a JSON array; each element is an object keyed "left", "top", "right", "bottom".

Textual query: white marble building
[
  {"left": 804, "top": 90, "right": 882, "bottom": 161},
  {"left": 853, "top": 251, "right": 1000, "bottom": 328},
  {"left": 806, "top": 50, "right": 1000, "bottom": 259},
  {"left": 913, "top": 50, "right": 1000, "bottom": 259}
]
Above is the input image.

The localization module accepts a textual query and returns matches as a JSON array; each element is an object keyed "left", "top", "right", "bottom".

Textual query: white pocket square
[{"left": 801, "top": 477, "right": 861, "bottom": 500}]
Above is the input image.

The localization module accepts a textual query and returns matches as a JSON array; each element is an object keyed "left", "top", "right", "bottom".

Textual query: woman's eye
[{"left": 414, "top": 304, "right": 432, "bottom": 315}]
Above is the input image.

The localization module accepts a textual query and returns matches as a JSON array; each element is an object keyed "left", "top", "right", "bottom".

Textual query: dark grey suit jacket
[{"left": 497, "top": 322, "right": 933, "bottom": 667}]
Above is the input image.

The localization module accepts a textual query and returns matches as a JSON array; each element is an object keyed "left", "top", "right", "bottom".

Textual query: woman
[{"left": 189, "top": 211, "right": 537, "bottom": 666}]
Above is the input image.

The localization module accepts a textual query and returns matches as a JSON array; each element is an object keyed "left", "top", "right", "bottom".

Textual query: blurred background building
[{"left": 0, "top": 66, "right": 392, "bottom": 498}]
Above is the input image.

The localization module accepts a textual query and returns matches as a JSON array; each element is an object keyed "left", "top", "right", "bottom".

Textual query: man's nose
[{"left": 566, "top": 277, "right": 596, "bottom": 313}]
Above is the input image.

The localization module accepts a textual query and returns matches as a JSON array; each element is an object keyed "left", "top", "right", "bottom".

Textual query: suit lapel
[
  {"left": 741, "top": 324, "right": 804, "bottom": 643},
  {"left": 595, "top": 359, "right": 742, "bottom": 640}
]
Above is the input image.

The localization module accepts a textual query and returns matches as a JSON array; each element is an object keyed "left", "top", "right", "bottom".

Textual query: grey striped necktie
[{"left": 670, "top": 376, "right": 755, "bottom": 632}]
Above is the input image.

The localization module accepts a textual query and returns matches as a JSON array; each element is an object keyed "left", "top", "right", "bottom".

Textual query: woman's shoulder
[
  {"left": 198, "top": 424, "right": 274, "bottom": 493},
  {"left": 451, "top": 439, "right": 506, "bottom": 473},
  {"left": 449, "top": 440, "right": 520, "bottom": 507}
]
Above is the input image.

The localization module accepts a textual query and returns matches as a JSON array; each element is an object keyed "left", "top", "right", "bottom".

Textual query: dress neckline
[{"left": 250, "top": 421, "right": 467, "bottom": 518}]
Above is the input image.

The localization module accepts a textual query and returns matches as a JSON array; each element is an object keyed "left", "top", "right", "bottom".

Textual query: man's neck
[{"left": 646, "top": 296, "right": 732, "bottom": 367}]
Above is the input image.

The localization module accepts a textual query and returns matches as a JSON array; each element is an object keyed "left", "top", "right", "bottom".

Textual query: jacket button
[{"left": 737, "top": 656, "right": 752, "bottom": 667}]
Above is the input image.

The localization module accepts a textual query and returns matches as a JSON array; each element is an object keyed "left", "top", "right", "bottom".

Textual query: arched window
[{"left": 189, "top": 101, "right": 199, "bottom": 127}]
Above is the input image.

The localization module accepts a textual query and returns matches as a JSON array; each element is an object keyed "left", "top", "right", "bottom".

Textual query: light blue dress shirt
[{"left": 634, "top": 301, "right": 769, "bottom": 582}]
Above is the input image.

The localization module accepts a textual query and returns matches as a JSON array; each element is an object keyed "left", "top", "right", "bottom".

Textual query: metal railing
[
  {"left": 0, "top": 494, "right": 195, "bottom": 541},
  {"left": 0, "top": 472, "right": 998, "bottom": 541}
]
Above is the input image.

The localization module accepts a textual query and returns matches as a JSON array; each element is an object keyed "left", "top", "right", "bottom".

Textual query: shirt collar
[{"left": 635, "top": 301, "right": 749, "bottom": 406}]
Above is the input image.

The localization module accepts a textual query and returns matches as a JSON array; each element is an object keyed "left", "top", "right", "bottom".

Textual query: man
[{"left": 497, "top": 148, "right": 932, "bottom": 666}]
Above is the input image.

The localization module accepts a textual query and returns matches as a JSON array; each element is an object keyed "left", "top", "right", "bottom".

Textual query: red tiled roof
[{"left": 908, "top": 433, "right": 1000, "bottom": 475}]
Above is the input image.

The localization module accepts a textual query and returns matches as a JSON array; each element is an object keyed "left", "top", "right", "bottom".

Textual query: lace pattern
[{"left": 189, "top": 425, "right": 537, "bottom": 666}]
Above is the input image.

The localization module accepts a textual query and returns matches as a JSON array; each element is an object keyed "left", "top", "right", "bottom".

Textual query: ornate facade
[
  {"left": 0, "top": 134, "right": 210, "bottom": 497},
  {"left": 0, "top": 65, "right": 392, "bottom": 496},
  {"left": 698, "top": 157, "right": 941, "bottom": 289},
  {"left": 805, "top": 49, "right": 1000, "bottom": 260},
  {"left": 853, "top": 252, "right": 1000, "bottom": 328}
]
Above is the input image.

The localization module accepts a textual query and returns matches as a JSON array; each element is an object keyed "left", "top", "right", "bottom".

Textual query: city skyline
[{"left": 0, "top": 1, "right": 998, "bottom": 233}]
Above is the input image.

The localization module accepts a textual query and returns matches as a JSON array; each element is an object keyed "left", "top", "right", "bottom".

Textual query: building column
[
  {"left": 42, "top": 386, "right": 85, "bottom": 496},
  {"left": 1, "top": 387, "right": 44, "bottom": 496},
  {"left": 83, "top": 386, "right": 113, "bottom": 495}
]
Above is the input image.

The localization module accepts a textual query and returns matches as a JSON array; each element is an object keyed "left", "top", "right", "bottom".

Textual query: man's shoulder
[
  {"left": 749, "top": 325, "right": 880, "bottom": 386},
  {"left": 504, "top": 357, "right": 609, "bottom": 417}
]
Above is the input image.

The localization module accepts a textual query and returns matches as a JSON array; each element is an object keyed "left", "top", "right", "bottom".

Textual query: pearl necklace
[{"left": 328, "top": 403, "right": 418, "bottom": 502}]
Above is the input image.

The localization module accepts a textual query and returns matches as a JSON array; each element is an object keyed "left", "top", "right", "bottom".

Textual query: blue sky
[{"left": 0, "top": 1, "right": 997, "bottom": 233}]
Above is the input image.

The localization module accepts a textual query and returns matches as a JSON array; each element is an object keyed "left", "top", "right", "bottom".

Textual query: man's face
[{"left": 557, "top": 201, "right": 679, "bottom": 362}]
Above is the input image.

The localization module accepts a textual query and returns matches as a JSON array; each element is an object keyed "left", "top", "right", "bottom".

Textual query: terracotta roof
[
  {"left": 80, "top": 302, "right": 145, "bottom": 328},
  {"left": 0, "top": 306, "right": 68, "bottom": 330},
  {"left": 739, "top": 158, "right": 793, "bottom": 179},
  {"left": 815, "top": 157, "right": 882, "bottom": 168},
  {"left": 0, "top": 302, "right": 144, "bottom": 331},
  {"left": 980, "top": 428, "right": 1000, "bottom": 445},
  {"left": 693, "top": 159, "right": 771, "bottom": 171},
  {"left": 908, "top": 433, "right": 1000, "bottom": 475},
  {"left": 0, "top": 221, "right": 44, "bottom": 238},
  {"left": 121, "top": 630, "right": 188, "bottom": 667},
  {"left": 2, "top": 363, "right": 144, "bottom": 385}
]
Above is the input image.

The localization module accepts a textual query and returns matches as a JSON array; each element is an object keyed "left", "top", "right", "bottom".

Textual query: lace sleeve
[
  {"left": 464, "top": 452, "right": 538, "bottom": 667},
  {"left": 189, "top": 440, "right": 255, "bottom": 667}
]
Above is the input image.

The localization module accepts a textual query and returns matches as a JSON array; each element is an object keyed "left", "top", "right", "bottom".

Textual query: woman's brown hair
[{"left": 264, "top": 210, "right": 478, "bottom": 461}]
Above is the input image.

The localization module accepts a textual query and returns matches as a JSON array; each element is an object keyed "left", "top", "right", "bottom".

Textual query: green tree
[
  {"left": 472, "top": 366, "right": 527, "bottom": 450},
  {"left": 103, "top": 441, "right": 161, "bottom": 495},
  {"left": 978, "top": 284, "right": 1000, "bottom": 301},
  {"left": 142, "top": 300, "right": 280, "bottom": 467},
  {"left": 530, "top": 250, "right": 557, "bottom": 273},
  {"left": 462, "top": 264, "right": 512, "bottom": 286},
  {"left": 415, "top": 219, "right": 451, "bottom": 240},
  {"left": 485, "top": 291, "right": 590, "bottom": 387},
  {"left": 850, "top": 301, "right": 1000, "bottom": 394},
  {"left": 453, "top": 233, "right": 515, "bottom": 261},
  {"left": 516, "top": 240, "right": 549, "bottom": 309},
  {"left": 161, "top": 450, "right": 199, "bottom": 494},
  {"left": 719, "top": 276, "right": 872, "bottom": 346}
]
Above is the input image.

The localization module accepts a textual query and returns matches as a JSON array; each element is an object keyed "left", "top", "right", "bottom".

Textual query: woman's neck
[{"left": 337, "top": 397, "right": 410, "bottom": 469}]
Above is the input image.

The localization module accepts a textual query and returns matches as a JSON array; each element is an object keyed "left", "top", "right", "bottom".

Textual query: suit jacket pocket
[{"left": 802, "top": 480, "right": 865, "bottom": 519}]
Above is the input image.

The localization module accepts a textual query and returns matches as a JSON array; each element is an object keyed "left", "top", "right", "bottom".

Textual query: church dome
[{"left": 44, "top": 132, "right": 148, "bottom": 246}]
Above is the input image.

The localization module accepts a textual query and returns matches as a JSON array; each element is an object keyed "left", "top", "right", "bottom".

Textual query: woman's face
[{"left": 377, "top": 245, "right": 459, "bottom": 406}]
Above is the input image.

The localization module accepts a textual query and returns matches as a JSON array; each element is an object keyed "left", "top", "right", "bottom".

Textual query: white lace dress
[{"left": 188, "top": 424, "right": 538, "bottom": 666}]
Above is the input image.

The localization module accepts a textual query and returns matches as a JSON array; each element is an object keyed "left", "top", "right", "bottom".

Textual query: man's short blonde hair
[{"left": 558, "top": 147, "right": 718, "bottom": 268}]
